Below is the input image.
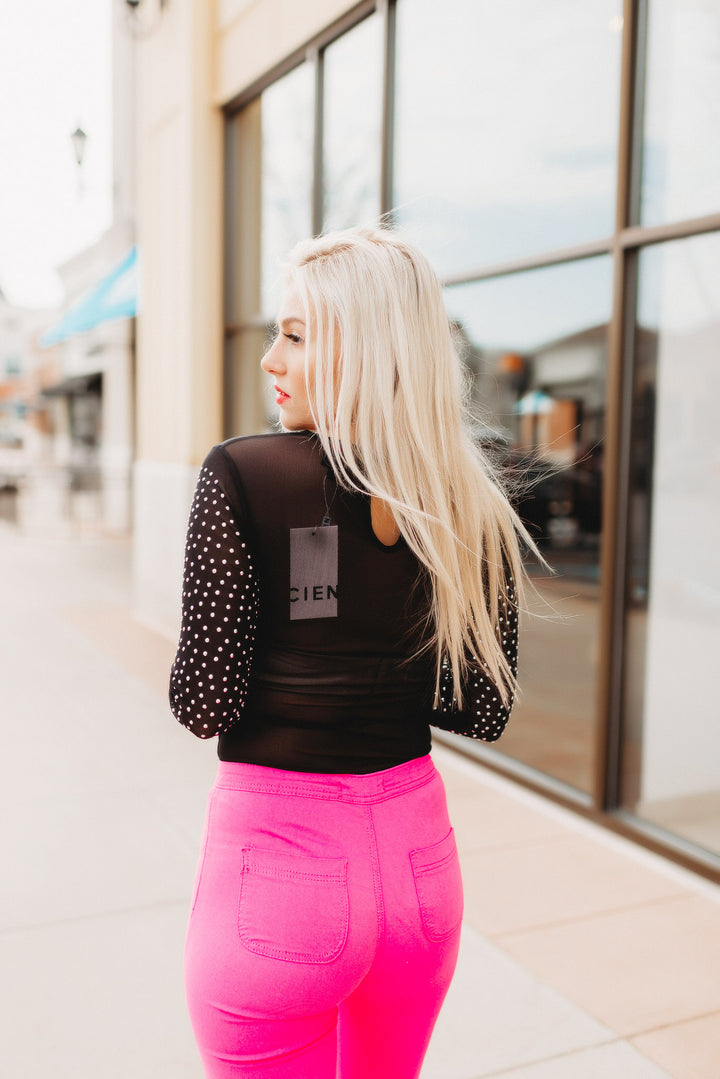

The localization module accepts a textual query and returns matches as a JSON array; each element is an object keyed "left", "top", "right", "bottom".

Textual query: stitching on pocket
[
  {"left": 237, "top": 845, "right": 350, "bottom": 964},
  {"left": 410, "top": 827, "right": 463, "bottom": 942}
]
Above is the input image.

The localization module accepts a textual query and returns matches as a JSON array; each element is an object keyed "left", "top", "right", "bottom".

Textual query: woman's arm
[
  {"left": 432, "top": 579, "right": 519, "bottom": 742},
  {"left": 169, "top": 447, "right": 259, "bottom": 739}
]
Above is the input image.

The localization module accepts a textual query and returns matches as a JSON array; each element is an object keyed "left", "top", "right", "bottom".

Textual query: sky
[{"left": 0, "top": 0, "right": 112, "bottom": 310}]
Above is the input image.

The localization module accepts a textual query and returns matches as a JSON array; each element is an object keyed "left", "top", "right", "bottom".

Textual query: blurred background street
[{"left": 2, "top": 0, "right": 720, "bottom": 1075}]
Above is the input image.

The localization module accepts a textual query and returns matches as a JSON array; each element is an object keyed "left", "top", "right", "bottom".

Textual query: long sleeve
[
  {"left": 169, "top": 447, "right": 260, "bottom": 739},
  {"left": 432, "top": 578, "right": 519, "bottom": 742}
]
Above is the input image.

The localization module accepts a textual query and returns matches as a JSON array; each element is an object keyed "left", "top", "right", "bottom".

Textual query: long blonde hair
[{"left": 285, "top": 226, "right": 536, "bottom": 708}]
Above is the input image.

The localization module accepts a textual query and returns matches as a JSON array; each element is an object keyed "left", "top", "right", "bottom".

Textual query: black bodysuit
[{"left": 169, "top": 432, "right": 518, "bottom": 773}]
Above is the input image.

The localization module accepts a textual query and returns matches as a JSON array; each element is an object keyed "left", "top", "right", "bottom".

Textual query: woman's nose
[{"left": 260, "top": 341, "right": 284, "bottom": 374}]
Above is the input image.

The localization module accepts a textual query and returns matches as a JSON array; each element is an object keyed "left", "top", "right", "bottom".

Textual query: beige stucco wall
[
  {"left": 135, "top": 0, "right": 223, "bottom": 468},
  {"left": 216, "top": 0, "right": 360, "bottom": 103},
  {"left": 134, "top": 0, "right": 224, "bottom": 631},
  {"left": 133, "top": 0, "right": 358, "bottom": 631}
]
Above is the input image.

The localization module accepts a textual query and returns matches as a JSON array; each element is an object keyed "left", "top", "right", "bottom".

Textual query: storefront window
[
  {"left": 622, "top": 233, "right": 720, "bottom": 855},
  {"left": 323, "top": 13, "right": 383, "bottom": 232},
  {"left": 394, "top": 0, "right": 623, "bottom": 278},
  {"left": 225, "top": 62, "right": 314, "bottom": 434},
  {"left": 224, "top": 328, "right": 270, "bottom": 438},
  {"left": 260, "top": 64, "right": 315, "bottom": 318},
  {"left": 445, "top": 257, "right": 612, "bottom": 793},
  {"left": 640, "top": 0, "right": 720, "bottom": 226},
  {"left": 227, "top": 63, "right": 315, "bottom": 325}
]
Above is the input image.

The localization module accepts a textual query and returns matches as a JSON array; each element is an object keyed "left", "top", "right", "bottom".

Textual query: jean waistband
[{"left": 214, "top": 753, "right": 437, "bottom": 804}]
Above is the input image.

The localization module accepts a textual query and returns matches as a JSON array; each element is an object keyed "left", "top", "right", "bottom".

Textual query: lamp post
[
  {"left": 122, "top": 0, "right": 169, "bottom": 38},
  {"left": 70, "top": 125, "right": 88, "bottom": 198}
]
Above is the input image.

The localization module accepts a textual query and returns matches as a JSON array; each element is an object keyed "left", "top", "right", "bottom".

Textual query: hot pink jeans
[{"left": 184, "top": 753, "right": 463, "bottom": 1078}]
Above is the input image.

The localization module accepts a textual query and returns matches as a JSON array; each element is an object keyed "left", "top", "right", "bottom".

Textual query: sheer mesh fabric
[{"left": 169, "top": 432, "right": 518, "bottom": 773}]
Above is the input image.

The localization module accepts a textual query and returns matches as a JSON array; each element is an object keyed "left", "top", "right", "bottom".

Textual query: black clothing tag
[{"left": 290, "top": 526, "right": 338, "bottom": 620}]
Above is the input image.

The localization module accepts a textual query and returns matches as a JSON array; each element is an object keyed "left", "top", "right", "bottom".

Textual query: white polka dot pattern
[
  {"left": 169, "top": 466, "right": 259, "bottom": 739},
  {"left": 435, "top": 581, "right": 519, "bottom": 742}
]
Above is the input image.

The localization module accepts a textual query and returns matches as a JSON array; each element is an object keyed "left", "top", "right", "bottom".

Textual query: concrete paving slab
[
  {"left": 631, "top": 1011, "right": 720, "bottom": 1079},
  {"left": 421, "top": 925, "right": 614, "bottom": 1078},
  {"left": 459, "top": 833, "right": 685, "bottom": 937},
  {"left": 0, "top": 903, "right": 200, "bottom": 1079},
  {"left": 476, "top": 1041, "right": 672, "bottom": 1078},
  {"left": 2, "top": 785, "right": 195, "bottom": 932},
  {"left": 500, "top": 893, "right": 720, "bottom": 1036}
]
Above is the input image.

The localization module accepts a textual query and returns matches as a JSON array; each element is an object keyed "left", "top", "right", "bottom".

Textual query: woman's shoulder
[{"left": 212, "top": 431, "right": 324, "bottom": 485}]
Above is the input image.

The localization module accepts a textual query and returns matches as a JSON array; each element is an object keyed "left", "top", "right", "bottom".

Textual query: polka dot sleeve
[
  {"left": 433, "top": 578, "right": 519, "bottom": 742},
  {"left": 169, "top": 458, "right": 259, "bottom": 739}
]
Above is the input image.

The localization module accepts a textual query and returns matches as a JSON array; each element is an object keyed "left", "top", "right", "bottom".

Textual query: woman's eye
[{"left": 285, "top": 333, "right": 303, "bottom": 344}]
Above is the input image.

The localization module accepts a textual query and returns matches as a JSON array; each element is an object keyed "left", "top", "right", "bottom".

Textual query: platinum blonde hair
[{"left": 285, "top": 226, "right": 536, "bottom": 707}]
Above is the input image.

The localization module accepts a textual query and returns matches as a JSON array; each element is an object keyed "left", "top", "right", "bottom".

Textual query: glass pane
[
  {"left": 394, "top": 0, "right": 622, "bottom": 279},
  {"left": 226, "top": 98, "right": 262, "bottom": 325},
  {"left": 445, "top": 257, "right": 612, "bottom": 793},
  {"left": 640, "top": 0, "right": 720, "bottom": 226},
  {"left": 260, "top": 64, "right": 315, "bottom": 318},
  {"left": 323, "top": 13, "right": 383, "bottom": 232},
  {"left": 225, "top": 327, "right": 273, "bottom": 438},
  {"left": 622, "top": 233, "right": 720, "bottom": 855},
  {"left": 226, "top": 64, "right": 315, "bottom": 325}
]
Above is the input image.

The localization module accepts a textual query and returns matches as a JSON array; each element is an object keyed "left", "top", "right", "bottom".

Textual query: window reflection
[
  {"left": 226, "top": 64, "right": 315, "bottom": 328},
  {"left": 225, "top": 329, "right": 268, "bottom": 439},
  {"left": 445, "top": 258, "right": 612, "bottom": 792},
  {"left": 260, "top": 64, "right": 315, "bottom": 317},
  {"left": 394, "top": 0, "right": 622, "bottom": 278},
  {"left": 640, "top": 0, "right": 720, "bottom": 225},
  {"left": 623, "top": 234, "right": 720, "bottom": 855},
  {"left": 323, "top": 14, "right": 383, "bottom": 232}
]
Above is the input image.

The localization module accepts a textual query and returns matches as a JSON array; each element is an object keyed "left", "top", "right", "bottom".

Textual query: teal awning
[{"left": 40, "top": 247, "right": 137, "bottom": 347}]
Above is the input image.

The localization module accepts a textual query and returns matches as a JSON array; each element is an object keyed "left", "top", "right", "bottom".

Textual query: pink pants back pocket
[
  {"left": 410, "top": 828, "right": 464, "bottom": 942},
  {"left": 237, "top": 845, "right": 349, "bottom": 963}
]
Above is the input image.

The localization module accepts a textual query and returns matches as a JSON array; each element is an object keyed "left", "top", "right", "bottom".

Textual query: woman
[{"left": 169, "top": 226, "right": 533, "bottom": 1078}]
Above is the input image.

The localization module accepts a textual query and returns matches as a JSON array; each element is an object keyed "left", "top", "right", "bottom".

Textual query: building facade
[{"left": 132, "top": 0, "right": 720, "bottom": 878}]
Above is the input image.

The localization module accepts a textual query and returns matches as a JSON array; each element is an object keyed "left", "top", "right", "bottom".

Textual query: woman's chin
[{"left": 279, "top": 414, "right": 316, "bottom": 433}]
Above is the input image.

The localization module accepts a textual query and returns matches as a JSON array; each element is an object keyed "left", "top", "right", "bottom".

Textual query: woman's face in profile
[{"left": 261, "top": 283, "right": 316, "bottom": 431}]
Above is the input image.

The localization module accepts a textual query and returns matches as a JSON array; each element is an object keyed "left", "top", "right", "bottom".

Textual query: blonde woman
[{"left": 170, "top": 227, "right": 532, "bottom": 1078}]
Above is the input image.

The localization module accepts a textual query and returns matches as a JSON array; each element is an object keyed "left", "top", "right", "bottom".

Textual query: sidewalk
[{"left": 1, "top": 523, "right": 718, "bottom": 1078}]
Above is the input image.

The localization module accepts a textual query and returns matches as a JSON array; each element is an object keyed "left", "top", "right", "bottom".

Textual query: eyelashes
[{"left": 268, "top": 324, "right": 304, "bottom": 346}]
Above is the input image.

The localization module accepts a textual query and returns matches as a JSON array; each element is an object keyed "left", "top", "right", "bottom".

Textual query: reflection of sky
[
  {"left": 400, "top": 196, "right": 612, "bottom": 281},
  {"left": 641, "top": 0, "right": 720, "bottom": 225},
  {"left": 638, "top": 232, "right": 720, "bottom": 333},
  {"left": 323, "top": 13, "right": 383, "bottom": 232},
  {"left": 637, "top": 233, "right": 720, "bottom": 504},
  {"left": 261, "top": 64, "right": 315, "bottom": 317},
  {"left": 443, "top": 256, "right": 613, "bottom": 353},
  {"left": 394, "top": 0, "right": 623, "bottom": 276}
]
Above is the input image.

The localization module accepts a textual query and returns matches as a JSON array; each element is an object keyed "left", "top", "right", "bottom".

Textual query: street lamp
[
  {"left": 70, "top": 125, "right": 88, "bottom": 197},
  {"left": 70, "top": 125, "right": 87, "bottom": 168},
  {"left": 122, "top": 0, "right": 170, "bottom": 38}
]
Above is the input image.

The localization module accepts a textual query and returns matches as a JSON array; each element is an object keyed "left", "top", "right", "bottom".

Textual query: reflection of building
[
  {"left": 489, "top": 324, "right": 607, "bottom": 560},
  {"left": 131, "top": 1, "right": 720, "bottom": 880}
]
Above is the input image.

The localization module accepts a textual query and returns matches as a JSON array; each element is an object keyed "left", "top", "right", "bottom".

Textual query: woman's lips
[{"left": 275, "top": 386, "right": 290, "bottom": 405}]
